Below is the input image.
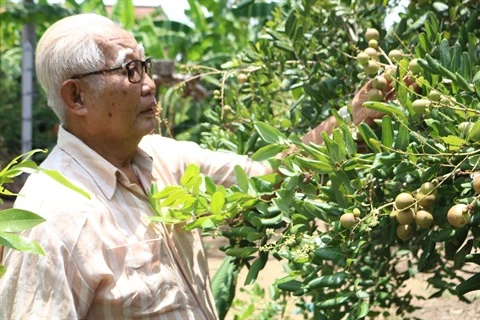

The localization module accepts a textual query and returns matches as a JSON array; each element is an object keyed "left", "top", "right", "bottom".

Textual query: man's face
[{"left": 81, "top": 28, "right": 158, "bottom": 144}]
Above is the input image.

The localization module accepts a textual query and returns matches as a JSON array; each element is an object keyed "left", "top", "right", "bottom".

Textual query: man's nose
[{"left": 141, "top": 73, "right": 156, "bottom": 95}]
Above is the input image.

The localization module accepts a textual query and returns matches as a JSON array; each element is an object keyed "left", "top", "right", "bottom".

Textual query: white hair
[{"left": 36, "top": 14, "right": 119, "bottom": 122}]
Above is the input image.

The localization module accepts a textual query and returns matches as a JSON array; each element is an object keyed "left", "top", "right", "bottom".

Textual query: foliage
[
  {"left": 0, "top": 1, "right": 79, "bottom": 165},
  {"left": 149, "top": 1, "right": 480, "bottom": 319},
  {"left": 131, "top": 0, "right": 279, "bottom": 141},
  {"left": 0, "top": 149, "right": 90, "bottom": 277},
  {"left": 0, "top": 0, "right": 275, "bottom": 163},
  {"left": 0, "top": 0, "right": 169, "bottom": 165},
  {"left": 229, "top": 282, "right": 295, "bottom": 320}
]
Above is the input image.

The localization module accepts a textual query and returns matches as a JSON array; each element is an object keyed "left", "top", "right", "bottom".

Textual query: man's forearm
[{"left": 301, "top": 115, "right": 338, "bottom": 146}]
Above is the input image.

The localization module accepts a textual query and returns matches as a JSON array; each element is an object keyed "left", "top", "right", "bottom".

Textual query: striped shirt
[{"left": 0, "top": 126, "right": 269, "bottom": 319}]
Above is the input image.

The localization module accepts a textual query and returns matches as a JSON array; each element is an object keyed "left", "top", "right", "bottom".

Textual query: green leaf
[
  {"left": 332, "top": 130, "right": 347, "bottom": 162},
  {"left": 273, "top": 41, "right": 294, "bottom": 54},
  {"left": 0, "top": 263, "right": 5, "bottom": 278},
  {"left": 234, "top": 165, "right": 249, "bottom": 193},
  {"left": 205, "top": 176, "right": 217, "bottom": 195},
  {"left": 381, "top": 116, "right": 394, "bottom": 148},
  {"left": 212, "top": 256, "right": 239, "bottom": 320},
  {"left": 5, "top": 160, "right": 38, "bottom": 178},
  {"left": 463, "top": 51, "right": 474, "bottom": 80},
  {"left": 455, "top": 73, "right": 473, "bottom": 92},
  {"left": 465, "top": 253, "right": 480, "bottom": 265},
  {"left": 180, "top": 164, "right": 201, "bottom": 189},
  {"left": 454, "top": 239, "right": 473, "bottom": 269},
  {"left": 151, "top": 185, "right": 185, "bottom": 200},
  {"left": 426, "top": 11, "right": 440, "bottom": 37},
  {"left": 260, "top": 213, "right": 283, "bottom": 226},
  {"left": 356, "top": 299, "right": 370, "bottom": 318},
  {"left": 40, "top": 169, "right": 90, "bottom": 199},
  {"left": 322, "top": 131, "right": 343, "bottom": 163},
  {"left": 111, "top": 0, "right": 135, "bottom": 29},
  {"left": 418, "top": 233, "right": 436, "bottom": 272},
  {"left": 315, "top": 292, "right": 352, "bottom": 309},
  {"left": 185, "top": 216, "right": 216, "bottom": 230},
  {"left": 468, "top": 121, "right": 480, "bottom": 141},
  {"left": 339, "top": 124, "right": 356, "bottom": 156},
  {"left": 425, "top": 54, "right": 443, "bottom": 75},
  {"left": 251, "top": 144, "right": 286, "bottom": 161},
  {"left": 186, "top": 0, "right": 208, "bottom": 32},
  {"left": 228, "top": 226, "right": 262, "bottom": 240},
  {"left": 0, "top": 231, "right": 45, "bottom": 255},
  {"left": 78, "top": 0, "right": 106, "bottom": 15},
  {"left": 0, "top": 209, "right": 45, "bottom": 232},
  {"left": 210, "top": 191, "right": 225, "bottom": 215},
  {"left": 416, "top": 33, "right": 430, "bottom": 56},
  {"left": 225, "top": 247, "right": 258, "bottom": 258},
  {"left": 0, "top": 149, "right": 45, "bottom": 174},
  {"left": 232, "top": 0, "right": 255, "bottom": 9},
  {"left": 314, "top": 247, "right": 346, "bottom": 266},
  {"left": 362, "top": 101, "right": 407, "bottom": 121},
  {"left": 418, "top": 58, "right": 439, "bottom": 74},
  {"left": 424, "top": 17, "right": 435, "bottom": 43},
  {"left": 294, "top": 156, "right": 333, "bottom": 174},
  {"left": 473, "top": 70, "right": 480, "bottom": 84},
  {"left": 456, "top": 273, "right": 480, "bottom": 295},
  {"left": 394, "top": 123, "right": 410, "bottom": 151},
  {"left": 254, "top": 121, "right": 286, "bottom": 144},
  {"left": 0, "top": 188, "right": 17, "bottom": 197},
  {"left": 330, "top": 170, "right": 354, "bottom": 195},
  {"left": 301, "top": 144, "right": 331, "bottom": 162},
  {"left": 245, "top": 254, "right": 267, "bottom": 285},
  {"left": 163, "top": 191, "right": 194, "bottom": 208},
  {"left": 450, "top": 42, "right": 462, "bottom": 72},
  {"left": 433, "top": 2, "right": 449, "bottom": 12},
  {"left": 396, "top": 59, "right": 410, "bottom": 106},
  {"left": 439, "top": 39, "right": 451, "bottom": 67},
  {"left": 232, "top": 1, "right": 277, "bottom": 18},
  {"left": 306, "top": 272, "right": 346, "bottom": 289},
  {"left": 285, "top": 9, "right": 297, "bottom": 40},
  {"left": 277, "top": 279, "right": 303, "bottom": 292},
  {"left": 272, "top": 197, "right": 291, "bottom": 214},
  {"left": 358, "top": 123, "right": 381, "bottom": 152},
  {"left": 437, "top": 63, "right": 464, "bottom": 87},
  {"left": 440, "top": 135, "right": 467, "bottom": 148}
]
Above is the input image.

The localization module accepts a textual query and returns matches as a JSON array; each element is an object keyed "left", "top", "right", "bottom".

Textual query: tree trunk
[{"left": 21, "top": 0, "right": 35, "bottom": 154}]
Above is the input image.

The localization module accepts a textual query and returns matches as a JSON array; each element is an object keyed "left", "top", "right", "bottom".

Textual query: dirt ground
[{"left": 2, "top": 199, "right": 479, "bottom": 319}]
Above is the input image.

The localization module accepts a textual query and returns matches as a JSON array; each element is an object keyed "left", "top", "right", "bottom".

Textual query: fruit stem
[{"left": 468, "top": 194, "right": 480, "bottom": 209}]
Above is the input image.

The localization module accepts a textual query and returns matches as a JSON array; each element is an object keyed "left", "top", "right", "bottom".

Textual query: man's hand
[
  {"left": 300, "top": 71, "right": 411, "bottom": 147},
  {"left": 350, "top": 78, "right": 389, "bottom": 126},
  {"left": 301, "top": 78, "right": 388, "bottom": 146},
  {"left": 351, "top": 72, "right": 421, "bottom": 126}
]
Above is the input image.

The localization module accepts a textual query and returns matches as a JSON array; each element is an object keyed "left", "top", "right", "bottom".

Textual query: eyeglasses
[{"left": 71, "top": 57, "right": 153, "bottom": 83}]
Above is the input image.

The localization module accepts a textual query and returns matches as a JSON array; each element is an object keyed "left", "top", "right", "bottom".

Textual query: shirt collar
[{"left": 57, "top": 126, "right": 153, "bottom": 200}]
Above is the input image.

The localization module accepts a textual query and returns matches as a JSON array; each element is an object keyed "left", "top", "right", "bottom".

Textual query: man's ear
[{"left": 60, "top": 79, "right": 87, "bottom": 116}]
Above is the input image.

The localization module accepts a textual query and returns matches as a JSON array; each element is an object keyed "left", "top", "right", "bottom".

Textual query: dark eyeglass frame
[{"left": 71, "top": 57, "right": 153, "bottom": 83}]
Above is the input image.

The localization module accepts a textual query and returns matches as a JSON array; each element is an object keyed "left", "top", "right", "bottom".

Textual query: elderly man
[{"left": 0, "top": 13, "right": 382, "bottom": 319}]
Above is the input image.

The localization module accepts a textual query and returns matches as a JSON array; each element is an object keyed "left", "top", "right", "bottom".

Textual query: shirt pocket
[{"left": 104, "top": 238, "right": 190, "bottom": 317}]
